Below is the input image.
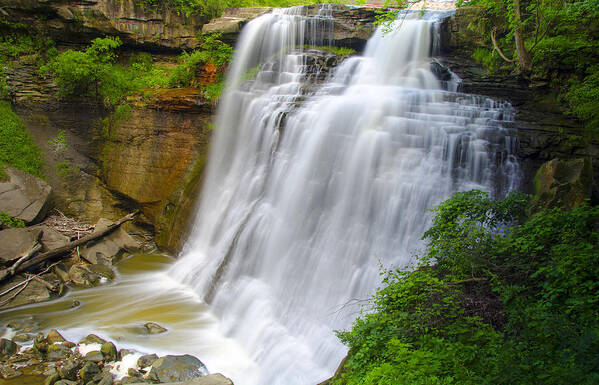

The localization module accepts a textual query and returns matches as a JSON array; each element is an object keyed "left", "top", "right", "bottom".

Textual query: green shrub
[
  {"left": 0, "top": 101, "right": 43, "bottom": 178},
  {"left": 0, "top": 211, "right": 25, "bottom": 228},
  {"left": 334, "top": 191, "right": 599, "bottom": 385}
]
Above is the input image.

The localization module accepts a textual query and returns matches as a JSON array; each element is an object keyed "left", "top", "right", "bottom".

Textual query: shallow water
[{"left": 0, "top": 253, "right": 258, "bottom": 384}]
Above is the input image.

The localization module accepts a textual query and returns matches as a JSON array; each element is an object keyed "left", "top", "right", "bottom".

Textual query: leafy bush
[
  {"left": 0, "top": 211, "right": 25, "bottom": 228},
  {"left": 334, "top": 191, "right": 599, "bottom": 385},
  {"left": 0, "top": 101, "right": 43, "bottom": 178}
]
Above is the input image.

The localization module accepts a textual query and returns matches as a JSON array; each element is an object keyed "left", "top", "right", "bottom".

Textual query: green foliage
[
  {"left": 460, "top": 0, "right": 599, "bottom": 129},
  {"left": 335, "top": 191, "right": 599, "bottom": 385},
  {"left": 48, "top": 129, "right": 67, "bottom": 153},
  {"left": 304, "top": 45, "right": 356, "bottom": 56},
  {"left": 0, "top": 211, "right": 25, "bottom": 228},
  {"left": 0, "top": 101, "right": 43, "bottom": 178}
]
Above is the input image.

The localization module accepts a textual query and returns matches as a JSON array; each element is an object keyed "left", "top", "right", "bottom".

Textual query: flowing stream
[{"left": 1, "top": 6, "right": 520, "bottom": 385}]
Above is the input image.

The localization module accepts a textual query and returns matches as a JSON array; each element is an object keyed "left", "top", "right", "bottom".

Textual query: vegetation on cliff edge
[
  {"left": 333, "top": 190, "right": 599, "bottom": 384},
  {"left": 456, "top": 0, "right": 599, "bottom": 131},
  {"left": 0, "top": 101, "right": 43, "bottom": 180}
]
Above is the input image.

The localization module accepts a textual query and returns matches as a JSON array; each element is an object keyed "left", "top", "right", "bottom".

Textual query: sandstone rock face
[
  {"left": 2, "top": 0, "right": 208, "bottom": 51},
  {"left": 203, "top": 5, "right": 377, "bottom": 50},
  {"left": 0, "top": 167, "right": 52, "bottom": 224},
  {"left": 535, "top": 158, "right": 594, "bottom": 209}
]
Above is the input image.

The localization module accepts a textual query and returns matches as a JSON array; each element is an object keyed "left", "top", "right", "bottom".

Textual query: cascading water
[{"left": 170, "top": 6, "right": 520, "bottom": 385}]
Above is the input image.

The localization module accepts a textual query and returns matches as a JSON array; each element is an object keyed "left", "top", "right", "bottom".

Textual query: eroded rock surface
[{"left": 0, "top": 167, "right": 52, "bottom": 224}]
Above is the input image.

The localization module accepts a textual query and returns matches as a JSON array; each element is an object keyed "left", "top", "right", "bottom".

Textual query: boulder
[
  {"left": 0, "top": 166, "right": 52, "bottom": 224},
  {"left": 0, "top": 227, "right": 42, "bottom": 266},
  {"left": 98, "top": 373, "right": 114, "bottom": 385},
  {"left": 125, "top": 373, "right": 233, "bottom": 385},
  {"left": 535, "top": 157, "right": 594, "bottom": 209},
  {"left": 147, "top": 355, "right": 208, "bottom": 383},
  {"left": 80, "top": 218, "right": 139, "bottom": 265},
  {"left": 57, "top": 359, "right": 81, "bottom": 381},
  {"left": 0, "top": 275, "right": 52, "bottom": 310},
  {"left": 0, "top": 225, "right": 69, "bottom": 266}
]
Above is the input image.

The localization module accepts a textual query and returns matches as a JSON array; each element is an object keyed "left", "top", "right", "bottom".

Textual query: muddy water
[{"left": 0, "top": 254, "right": 257, "bottom": 384}]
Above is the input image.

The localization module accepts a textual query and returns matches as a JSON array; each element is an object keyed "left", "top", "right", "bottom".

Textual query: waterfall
[{"left": 170, "top": 7, "right": 520, "bottom": 385}]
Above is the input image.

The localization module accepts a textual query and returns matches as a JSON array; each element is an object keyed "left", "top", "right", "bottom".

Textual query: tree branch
[{"left": 491, "top": 28, "right": 516, "bottom": 63}]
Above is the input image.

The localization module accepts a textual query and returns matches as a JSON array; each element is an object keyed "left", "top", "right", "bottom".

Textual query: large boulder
[
  {"left": 0, "top": 166, "right": 52, "bottom": 224},
  {"left": 80, "top": 218, "right": 139, "bottom": 265},
  {"left": 147, "top": 355, "right": 208, "bottom": 383},
  {"left": 0, "top": 225, "right": 69, "bottom": 267},
  {"left": 535, "top": 157, "right": 594, "bottom": 209}
]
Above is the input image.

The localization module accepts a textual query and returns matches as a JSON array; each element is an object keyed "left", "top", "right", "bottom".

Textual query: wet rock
[
  {"left": 84, "top": 350, "right": 104, "bottom": 363},
  {"left": 0, "top": 274, "right": 54, "bottom": 310},
  {"left": 33, "top": 332, "right": 48, "bottom": 354},
  {"left": 79, "top": 361, "right": 101, "bottom": 383},
  {"left": 90, "top": 264, "right": 116, "bottom": 280},
  {"left": 118, "top": 349, "right": 135, "bottom": 361},
  {"left": 101, "top": 341, "right": 118, "bottom": 362},
  {"left": 55, "top": 380, "right": 77, "bottom": 385},
  {"left": 0, "top": 166, "right": 52, "bottom": 224},
  {"left": 147, "top": 354, "right": 208, "bottom": 383},
  {"left": 46, "top": 344, "right": 72, "bottom": 361},
  {"left": 12, "top": 333, "right": 33, "bottom": 343},
  {"left": 194, "top": 373, "right": 235, "bottom": 385},
  {"left": 98, "top": 372, "right": 114, "bottom": 385},
  {"left": 68, "top": 265, "right": 99, "bottom": 287},
  {"left": 535, "top": 157, "right": 594, "bottom": 209},
  {"left": 57, "top": 359, "right": 80, "bottom": 380},
  {"left": 80, "top": 334, "right": 107, "bottom": 345},
  {"left": 144, "top": 322, "right": 167, "bottom": 335},
  {"left": 137, "top": 353, "right": 159, "bottom": 369},
  {"left": 44, "top": 371, "right": 60, "bottom": 385},
  {"left": 80, "top": 218, "right": 139, "bottom": 265},
  {"left": 0, "top": 363, "right": 22, "bottom": 379},
  {"left": 46, "top": 329, "right": 66, "bottom": 344}
]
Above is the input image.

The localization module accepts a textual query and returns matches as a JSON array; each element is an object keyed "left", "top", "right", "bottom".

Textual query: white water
[{"left": 170, "top": 7, "right": 520, "bottom": 385}]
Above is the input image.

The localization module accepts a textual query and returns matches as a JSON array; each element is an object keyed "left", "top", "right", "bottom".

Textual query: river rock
[
  {"left": 535, "top": 157, "right": 594, "bottom": 209},
  {"left": 137, "top": 353, "right": 159, "bottom": 368},
  {"left": 79, "top": 334, "right": 107, "bottom": 345},
  {"left": 46, "top": 329, "right": 66, "bottom": 344},
  {"left": 98, "top": 373, "right": 114, "bottom": 385},
  {"left": 0, "top": 166, "right": 52, "bottom": 224},
  {"left": 79, "top": 361, "right": 101, "bottom": 383},
  {"left": 193, "top": 373, "right": 235, "bottom": 385},
  {"left": 12, "top": 333, "right": 33, "bottom": 343},
  {"left": 0, "top": 338, "right": 17, "bottom": 357},
  {"left": 46, "top": 344, "right": 72, "bottom": 361},
  {"left": 80, "top": 218, "right": 139, "bottom": 265},
  {"left": 44, "top": 371, "right": 60, "bottom": 385},
  {"left": 101, "top": 341, "right": 118, "bottom": 362},
  {"left": 147, "top": 355, "right": 208, "bottom": 383},
  {"left": 84, "top": 350, "right": 104, "bottom": 363},
  {"left": 144, "top": 322, "right": 167, "bottom": 334},
  {"left": 57, "top": 359, "right": 81, "bottom": 381}
]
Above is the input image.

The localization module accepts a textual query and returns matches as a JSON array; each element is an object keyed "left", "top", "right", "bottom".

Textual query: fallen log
[{"left": 0, "top": 211, "right": 138, "bottom": 283}]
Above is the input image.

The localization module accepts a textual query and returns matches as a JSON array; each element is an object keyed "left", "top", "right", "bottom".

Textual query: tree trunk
[{"left": 513, "top": 0, "right": 533, "bottom": 74}]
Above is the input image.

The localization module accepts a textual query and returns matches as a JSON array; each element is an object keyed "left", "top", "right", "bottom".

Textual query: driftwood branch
[
  {"left": 491, "top": 27, "right": 516, "bottom": 63},
  {"left": 9, "top": 231, "right": 43, "bottom": 277},
  {"left": 0, "top": 261, "right": 61, "bottom": 306},
  {"left": 0, "top": 211, "right": 138, "bottom": 284}
]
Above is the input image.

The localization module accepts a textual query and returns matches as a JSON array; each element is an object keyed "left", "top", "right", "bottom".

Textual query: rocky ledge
[{"left": 0, "top": 330, "right": 233, "bottom": 385}]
